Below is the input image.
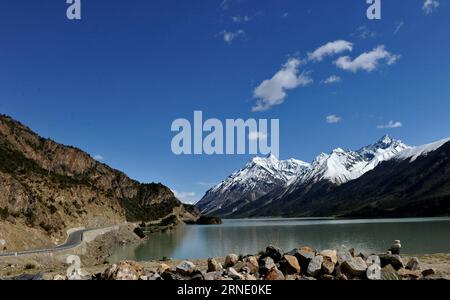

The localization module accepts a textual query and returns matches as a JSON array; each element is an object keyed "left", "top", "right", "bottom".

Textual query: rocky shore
[{"left": 2, "top": 241, "right": 450, "bottom": 280}]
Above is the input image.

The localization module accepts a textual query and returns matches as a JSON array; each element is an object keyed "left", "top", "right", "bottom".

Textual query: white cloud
[
  {"left": 218, "top": 30, "right": 245, "bottom": 44},
  {"left": 326, "top": 115, "right": 342, "bottom": 124},
  {"left": 423, "top": 0, "right": 440, "bottom": 14},
  {"left": 248, "top": 131, "right": 268, "bottom": 141},
  {"left": 394, "top": 21, "right": 404, "bottom": 35},
  {"left": 173, "top": 190, "right": 198, "bottom": 204},
  {"left": 322, "top": 75, "right": 342, "bottom": 84},
  {"left": 308, "top": 40, "right": 353, "bottom": 62},
  {"left": 377, "top": 121, "right": 403, "bottom": 129},
  {"left": 252, "top": 58, "right": 312, "bottom": 112},
  {"left": 232, "top": 15, "right": 251, "bottom": 23},
  {"left": 93, "top": 154, "right": 104, "bottom": 161},
  {"left": 334, "top": 45, "right": 400, "bottom": 72},
  {"left": 354, "top": 25, "right": 376, "bottom": 39}
]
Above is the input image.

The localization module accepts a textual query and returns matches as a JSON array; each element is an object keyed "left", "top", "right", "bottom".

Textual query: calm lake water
[{"left": 109, "top": 217, "right": 450, "bottom": 262}]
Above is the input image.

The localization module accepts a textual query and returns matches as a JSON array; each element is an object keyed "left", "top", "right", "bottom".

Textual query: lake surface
[{"left": 109, "top": 217, "right": 450, "bottom": 262}]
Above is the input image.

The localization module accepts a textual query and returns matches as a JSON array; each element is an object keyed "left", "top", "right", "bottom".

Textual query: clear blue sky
[{"left": 1, "top": 0, "right": 449, "bottom": 203}]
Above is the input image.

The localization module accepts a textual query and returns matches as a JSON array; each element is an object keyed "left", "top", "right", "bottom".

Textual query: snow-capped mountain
[
  {"left": 196, "top": 135, "right": 410, "bottom": 216},
  {"left": 195, "top": 154, "right": 310, "bottom": 216},
  {"left": 296, "top": 135, "right": 410, "bottom": 185},
  {"left": 228, "top": 135, "right": 450, "bottom": 219}
]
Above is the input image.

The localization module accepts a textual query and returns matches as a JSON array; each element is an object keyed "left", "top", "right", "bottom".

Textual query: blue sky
[{"left": 1, "top": 0, "right": 449, "bottom": 203}]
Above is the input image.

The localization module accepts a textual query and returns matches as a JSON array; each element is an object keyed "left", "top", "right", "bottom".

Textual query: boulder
[
  {"left": 264, "top": 267, "right": 285, "bottom": 280},
  {"left": 265, "top": 245, "right": 284, "bottom": 262},
  {"left": 380, "top": 265, "right": 401, "bottom": 280},
  {"left": 53, "top": 275, "right": 67, "bottom": 280},
  {"left": 320, "top": 250, "right": 337, "bottom": 265},
  {"left": 321, "top": 257, "right": 335, "bottom": 275},
  {"left": 227, "top": 267, "right": 243, "bottom": 280},
  {"left": 244, "top": 256, "right": 259, "bottom": 274},
  {"left": 161, "top": 270, "right": 190, "bottom": 280},
  {"left": 422, "top": 269, "right": 436, "bottom": 277},
  {"left": 176, "top": 261, "right": 196, "bottom": 276},
  {"left": 290, "top": 249, "right": 315, "bottom": 271},
  {"left": 366, "top": 264, "right": 381, "bottom": 280},
  {"left": 207, "top": 258, "right": 222, "bottom": 272},
  {"left": 341, "top": 257, "right": 367, "bottom": 277},
  {"left": 337, "top": 249, "right": 354, "bottom": 265},
  {"left": 282, "top": 255, "right": 301, "bottom": 274},
  {"left": 379, "top": 254, "right": 404, "bottom": 270},
  {"left": 285, "top": 274, "right": 301, "bottom": 280},
  {"left": 224, "top": 254, "right": 239, "bottom": 268},
  {"left": 366, "top": 255, "right": 381, "bottom": 267},
  {"left": 101, "top": 261, "right": 143, "bottom": 280},
  {"left": 259, "top": 256, "right": 276, "bottom": 275},
  {"left": 406, "top": 257, "right": 421, "bottom": 271},
  {"left": 307, "top": 255, "right": 323, "bottom": 277}
]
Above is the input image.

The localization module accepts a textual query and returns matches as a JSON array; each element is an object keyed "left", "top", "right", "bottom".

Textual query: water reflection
[{"left": 108, "top": 217, "right": 450, "bottom": 262}]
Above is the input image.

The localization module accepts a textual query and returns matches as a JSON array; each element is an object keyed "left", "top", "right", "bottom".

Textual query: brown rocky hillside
[{"left": 0, "top": 115, "right": 197, "bottom": 250}]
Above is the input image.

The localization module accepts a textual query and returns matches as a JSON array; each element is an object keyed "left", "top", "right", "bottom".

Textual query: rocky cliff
[{"left": 0, "top": 115, "right": 197, "bottom": 250}]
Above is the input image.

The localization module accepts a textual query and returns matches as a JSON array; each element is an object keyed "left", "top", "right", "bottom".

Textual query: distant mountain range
[{"left": 196, "top": 135, "right": 450, "bottom": 218}]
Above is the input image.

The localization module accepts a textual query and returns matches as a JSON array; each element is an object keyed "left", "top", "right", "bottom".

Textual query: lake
[{"left": 108, "top": 217, "right": 450, "bottom": 262}]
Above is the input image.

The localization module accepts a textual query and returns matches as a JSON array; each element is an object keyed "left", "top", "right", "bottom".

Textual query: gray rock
[
  {"left": 266, "top": 245, "right": 284, "bottom": 262},
  {"left": 224, "top": 254, "right": 239, "bottom": 268},
  {"left": 337, "top": 249, "right": 354, "bottom": 265},
  {"left": 381, "top": 265, "right": 401, "bottom": 280},
  {"left": 341, "top": 257, "right": 367, "bottom": 277},
  {"left": 11, "top": 273, "right": 44, "bottom": 281},
  {"left": 366, "top": 264, "right": 381, "bottom": 280},
  {"left": 406, "top": 257, "right": 421, "bottom": 271},
  {"left": 176, "top": 261, "right": 196, "bottom": 276},
  {"left": 161, "top": 270, "right": 190, "bottom": 280},
  {"left": 259, "top": 256, "right": 276, "bottom": 275},
  {"left": 380, "top": 254, "right": 404, "bottom": 270},
  {"left": 307, "top": 255, "right": 323, "bottom": 277}
]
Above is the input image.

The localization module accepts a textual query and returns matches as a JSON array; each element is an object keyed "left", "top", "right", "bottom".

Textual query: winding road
[{"left": 0, "top": 227, "right": 98, "bottom": 257}]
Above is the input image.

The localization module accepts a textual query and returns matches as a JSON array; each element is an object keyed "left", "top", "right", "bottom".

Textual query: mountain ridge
[{"left": 197, "top": 135, "right": 450, "bottom": 218}]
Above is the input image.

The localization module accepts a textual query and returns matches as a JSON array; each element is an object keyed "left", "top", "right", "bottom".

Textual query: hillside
[{"left": 0, "top": 115, "right": 197, "bottom": 250}]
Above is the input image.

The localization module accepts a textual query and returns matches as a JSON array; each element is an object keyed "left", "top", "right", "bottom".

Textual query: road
[{"left": 0, "top": 227, "right": 95, "bottom": 257}]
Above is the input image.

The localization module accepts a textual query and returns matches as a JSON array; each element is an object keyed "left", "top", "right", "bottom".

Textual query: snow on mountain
[
  {"left": 294, "top": 135, "right": 410, "bottom": 185},
  {"left": 196, "top": 154, "right": 310, "bottom": 215},
  {"left": 396, "top": 137, "right": 450, "bottom": 162}
]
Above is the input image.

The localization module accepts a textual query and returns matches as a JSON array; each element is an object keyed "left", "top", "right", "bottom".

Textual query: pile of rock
[{"left": 78, "top": 241, "right": 443, "bottom": 281}]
